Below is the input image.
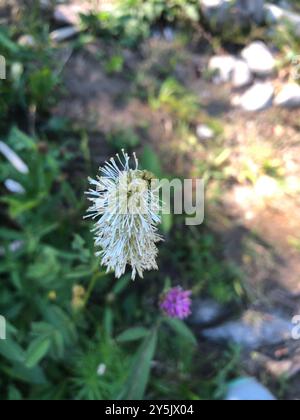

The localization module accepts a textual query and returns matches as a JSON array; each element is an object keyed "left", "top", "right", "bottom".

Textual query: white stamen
[{"left": 85, "top": 151, "right": 163, "bottom": 280}]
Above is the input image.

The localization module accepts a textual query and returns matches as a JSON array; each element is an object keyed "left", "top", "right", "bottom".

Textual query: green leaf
[
  {"left": 0, "top": 339, "right": 25, "bottom": 363},
  {"left": 7, "top": 386, "right": 22, "bottom": 400},
  {"left": 116, "top": 327, "right": 149, "bottom": 343},
  {"left": 25, "top": 337, "right": 51, "bottom": 368},
  {"left": 141, "top": 146, "right": 162, "bottom": 177},
  {"left": 29, "top": 68, "right": 57, "bottom": 108},
  {"left": 9, "top": 363, "right": 47, "bottom": 385},
  {"left": 112, "top": 274, "right": 131, "bottom": 295},
  {"left": 120, "top": 327, "right": 157, "bottom": 400},
  {"left": 161, "top": 212, "right": 173, "bottom": 234},
  {"left": 163, "top": 318, "right": 197, "bottom": 346},
  {"left": 104, "top": 308, "right": 114, "bottom": 337},
  {"left": 0, "top": 31, "right": 19, "bottom": 53},
  {"left": 8, "top": 127, "right": 36, "bottom": 151}
]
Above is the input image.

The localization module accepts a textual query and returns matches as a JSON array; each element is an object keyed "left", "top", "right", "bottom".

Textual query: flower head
[
  {"left": 160, "top": 287, "right": 192, "bottom": 320},
  {"left": 86, "top": 150, "right": 162, "bottom": 280}
]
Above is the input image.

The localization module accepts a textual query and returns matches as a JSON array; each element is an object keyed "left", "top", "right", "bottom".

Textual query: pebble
[
  {"left": 241, "top": 41, "right": 276, "bottom": 76},
  {"left": 274, "top": 83, "right": 300, "bottom": 108},
  {"left": 239, "top": 82, "right": 274, "bottom": 112}
]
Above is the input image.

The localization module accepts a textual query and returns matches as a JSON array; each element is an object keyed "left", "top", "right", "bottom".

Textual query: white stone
[
  {"left": 241, "top": 41, "right": 276, "bottom": 76},
  {"left": 208, "top": 55, "right": 236, "bottom": 83},
  {"left": 4, "top": 179, "right": 25, "bottom": 194},
  {"left": 201, "top": 0, "right": 225, "bottom": 6},
  {"left": 196, "top": 124, "right": 215, "bottom": 140},
  {"left": 232, "top": 59, "right": 253, "bottom": 88},
  {"left": 50, "top": 27, "right": 80, "bottom": 43},
  {"left": 18, "top": 35, "right": 36, "bottom": 48},
  {"left": 0, "top": 141, "right": 29, "bottom": 174},
  {"left": 54, "top": 5, "right": 84, "bottom": 27},
  {"left": 274, "top": 83, "right": 300, "bottom": 108},
  {"left": 97, "top": 363, "right": 106, "bottom": 376},
  {"left": 264, "top": 3, "right": 285, "bottom": 23},
  {"left": 240, "top": 82, "right": 274, "bottom": 111}
]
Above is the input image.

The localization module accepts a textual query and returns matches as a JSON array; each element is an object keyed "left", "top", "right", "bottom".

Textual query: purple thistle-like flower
[{"left": 160, "top": 287, "right": 192, "bottom": 320}]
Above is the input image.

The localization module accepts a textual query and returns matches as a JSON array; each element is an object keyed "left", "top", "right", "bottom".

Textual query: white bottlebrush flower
[{"left": 85, "top": 150, "right": 162, "bottom": 280}]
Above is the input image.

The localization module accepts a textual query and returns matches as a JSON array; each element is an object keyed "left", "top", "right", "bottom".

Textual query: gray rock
[
  {"left": 264, "top": 3, "right": 300, "bottom": 35},
  {"left": 50, "top": 27, "right": 80, "bottom": 43},
  {"left": 54, "top": 4, "right": 88, "bottom": 26},
  {"left": 232, "top": 59, "right": 253, "bottom": 88},
  {"left": 200, "top": 0, "right": 265, "bottom": 26},
  {"left": 240, "top": 0, "right": 266, "bottom": 24},
  {"left": 226, "top": 377, "right": 276, "bottom": 400},
  {"left": 18, "top": 35, "right": 36, "bottom": 48},
  {"left": 202, "top": 310, "right": 293, "bottom": 350},
  {"left": 196, "top": 125, "right": 215, "bottom": 140},
  {"left": 241, "top": 41, "right": 276, "bottom": 76},
  {"left": 40, "top": 0, "right": 53, "bottom": 11},
  {"left": 239, "top": 82, "right": 274, "bottom": 111},
  {"left": 163, "top": 27, "right": 175, "bottom": 42},
  {"left": 274, "top": 83, "right": 300, "bottom": 108},
  {"left": 190, "top": 299, "right": 229, "bottom": 327},
  {"left": 208, "top": 54, "right": 236, "bottom": 83}
]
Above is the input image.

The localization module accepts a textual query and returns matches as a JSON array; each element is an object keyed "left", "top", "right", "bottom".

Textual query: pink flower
[{"left": 160, "top": 287, "right": 192, "bottom": 320}]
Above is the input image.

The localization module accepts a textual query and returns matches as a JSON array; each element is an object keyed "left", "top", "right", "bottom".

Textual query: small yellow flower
[{"left": 72, "top": 285, "right": 86, "bottom": 310}]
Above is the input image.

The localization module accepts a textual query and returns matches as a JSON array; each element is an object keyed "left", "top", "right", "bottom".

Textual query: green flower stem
[{"left": 83, "top": 270, "right": 107, "bottom": 308}]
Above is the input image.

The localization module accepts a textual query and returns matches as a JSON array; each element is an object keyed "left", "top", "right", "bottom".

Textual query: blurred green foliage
[
  {"left": 83, "top": 0, "right": 200, "bottom": 47},
  {"left": 0, "top": 28, "right": 59, "bottom": 132},
  {"left": 149, "top": 77, "right": 200, "bottom": 123}
]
